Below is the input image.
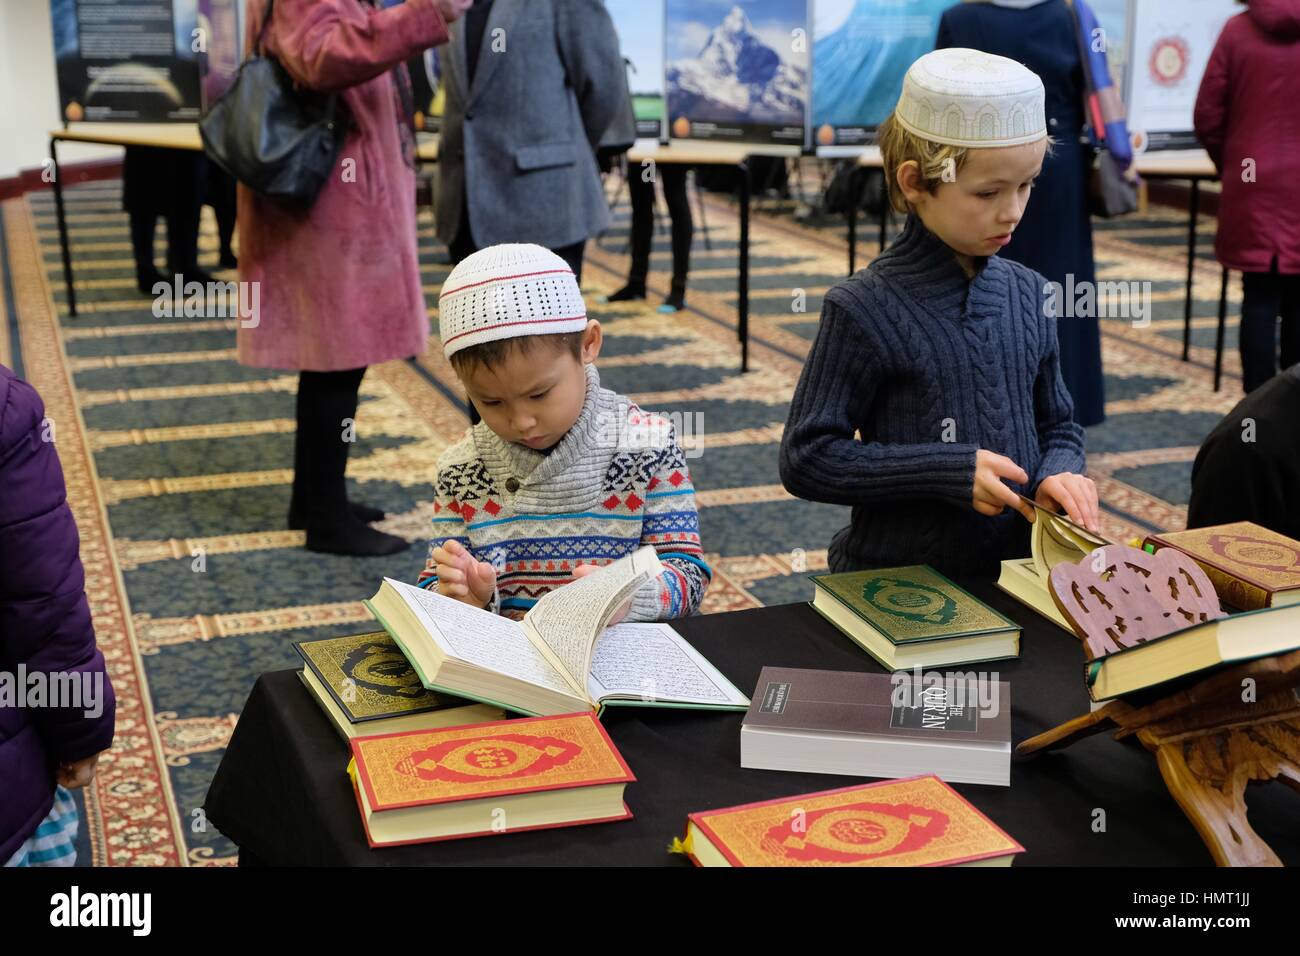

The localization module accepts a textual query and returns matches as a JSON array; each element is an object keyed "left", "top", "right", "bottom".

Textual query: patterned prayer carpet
[{"left": 0, "top": 170, "right": 1246, "bottom": 865}]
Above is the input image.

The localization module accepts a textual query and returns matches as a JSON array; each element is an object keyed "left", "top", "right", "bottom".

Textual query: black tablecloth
[{"left": 205, "top": 583, "right": 1300, "bottom": 865}]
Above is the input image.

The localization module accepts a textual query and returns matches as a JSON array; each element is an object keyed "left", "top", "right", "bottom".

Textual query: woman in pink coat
[
  {"left": 1194, "top": 0, "right": 1300, "bottom": 393},
  {"left": 237, "top": 0, "right": 469, "bottom": 555}
]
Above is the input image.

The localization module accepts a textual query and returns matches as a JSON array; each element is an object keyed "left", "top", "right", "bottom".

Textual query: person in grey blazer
[{"left": 437, "top": 0, "right": 624, "bottom": 281}]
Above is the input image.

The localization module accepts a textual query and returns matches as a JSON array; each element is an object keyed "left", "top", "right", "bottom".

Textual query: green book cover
[
  {"left": 294, "top": 631, "right": 465, "bottom": 724},
  {"left": 809, "top": 565, "right": 1018, "bottom": 646}
]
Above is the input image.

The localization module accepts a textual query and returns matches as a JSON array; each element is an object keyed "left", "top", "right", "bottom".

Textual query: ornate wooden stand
[{"left": 1015, "top": 546, "right": 1300, "bottom": 866}]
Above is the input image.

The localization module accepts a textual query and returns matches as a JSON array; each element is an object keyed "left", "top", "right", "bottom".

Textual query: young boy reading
[
  {"left": 417, "top": 243, "right": 711, "bottom": 619},
  {"left": 780, "top": 48, "right": 1099, "bottom": 578}
]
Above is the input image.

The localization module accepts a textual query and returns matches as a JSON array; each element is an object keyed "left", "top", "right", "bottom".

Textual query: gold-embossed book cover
[
  {"left": 351, "top": 712, "right": 635, "bottom": 811},
  {"left": 809, "top": 566, "right": 1017, "bottom": 644},
  {"left": 295, "top": 632, "right": 449, "bottom": 723},
  {"left": 1144, "top": 522, "right": 1300, "bottom": 609},
  {"left": 685, "top": 775, "right": 1023, "bottom": 867}
]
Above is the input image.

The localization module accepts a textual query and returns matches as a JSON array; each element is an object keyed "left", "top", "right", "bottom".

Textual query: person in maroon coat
[
  {"left": 1194, "top": 0, "right": 1300, "bottom": 393},
  {"left": 1, "top": 365, "right": 115, "bottom": 865},
  {"left": 238, "top": 0, "right": 469, "bottom": 557}
]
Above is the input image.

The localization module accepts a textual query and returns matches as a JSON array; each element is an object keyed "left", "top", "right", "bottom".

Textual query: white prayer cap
[
  {"left": 894, "top": 48, "right": 1047, "bottom": 148},
  {"left": 439, "top": 244, "right": 586, "bottom": 360}
]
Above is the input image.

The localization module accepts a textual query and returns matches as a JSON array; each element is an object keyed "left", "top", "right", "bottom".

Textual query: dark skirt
[{"left": 1003, "top": 140, "right": 1105, "bottom": 427}]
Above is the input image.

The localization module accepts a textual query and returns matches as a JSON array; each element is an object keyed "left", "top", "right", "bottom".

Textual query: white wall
[{"left": 0, "top": 0, "right": 123, "bottom": 180}]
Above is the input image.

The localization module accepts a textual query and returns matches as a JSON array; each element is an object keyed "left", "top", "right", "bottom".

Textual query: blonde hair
[
  {"left": 877, "top": 113, "right": 1055, "bottom": 214},
  {"left": 877, "top": 114, "right": 971, "bottom": 214}
]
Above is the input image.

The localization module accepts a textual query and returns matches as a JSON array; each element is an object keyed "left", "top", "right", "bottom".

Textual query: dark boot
[
  {"left": 602, "top": 282, "right": 646, "bottom": 303},
  {"left": 288, "top": 499, "right": 386, "bottom": 529},
  {"left": 130, "top": 209, "right": 166, "bottom": 294},
  {"left": 659, "top": 279, "right": 687, "bottom": 313},
  {"left": 292, "top": 369, "right": 407, "bottom": 556}
]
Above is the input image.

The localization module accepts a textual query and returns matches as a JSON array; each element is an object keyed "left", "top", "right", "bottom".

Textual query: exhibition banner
[
  {"left": 665, "top": 0, "right": 810, "bottom": 152},
  {"left": 51, "top": 0, "right": 204, "bottom": 122}
]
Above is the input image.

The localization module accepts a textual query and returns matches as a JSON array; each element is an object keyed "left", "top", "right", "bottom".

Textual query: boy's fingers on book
[
  {"left": 609, "top": 597, "right": 633, "bottom": 625},
  {"left": 986, "top": 479, "right": 1017, "bottom": 509},
  {"left": 1056, "top": 485, "right": 1083, "bottom": 527},
  {"left": 987, "top": 452, "right": 1028, "bottom": 485},
  {"left": 992, "top": 481, "right": 1033, "bottom": 521},
  {"left": 431, "top": 544, "right": 460, "bottom": 566},
  {"left": 1084, "top": 479, "right": 1101, "bottom": 531}
]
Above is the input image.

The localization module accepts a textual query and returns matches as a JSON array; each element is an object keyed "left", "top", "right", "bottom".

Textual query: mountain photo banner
[
  {"left": 811, "top": 0, "right": 949, "bottom": 151},
  {"left": 665, "top": 0, "right": 810, "bottom": 152}
]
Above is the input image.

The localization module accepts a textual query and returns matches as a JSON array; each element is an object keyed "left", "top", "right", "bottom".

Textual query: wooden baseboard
[{"left": 0, "top": 157, "right": 124, "bottom": 201}]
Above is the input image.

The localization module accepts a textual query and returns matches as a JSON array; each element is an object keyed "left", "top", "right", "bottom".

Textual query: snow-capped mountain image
[
  {"left": 812, "top": 0, "right": 948, "bottom": 132},
  {"left": 666, "top": 2, "right": 808, "bottom": 127}
]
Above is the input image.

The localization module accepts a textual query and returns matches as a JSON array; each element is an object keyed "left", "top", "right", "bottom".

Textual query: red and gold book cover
[
  {"left": 351, "top": 712, "right": 635, "bottom": 811},
  {"left": 688, "top": 775, "right": 1023, "bottom": 867},
  {"left": 1145, "top": 522, "right": 1300, "bottom": 606}
]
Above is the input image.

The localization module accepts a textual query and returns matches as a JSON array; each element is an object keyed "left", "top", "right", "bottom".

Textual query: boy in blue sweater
[{"left": 780, "top": 48, "right": 1098, "bottom": 578}]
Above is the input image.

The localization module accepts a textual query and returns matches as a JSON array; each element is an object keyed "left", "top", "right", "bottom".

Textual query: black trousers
[
  {"left": 627, "top": 162, "right": 692, "bottom": 290},
  {"left": 1240, "top": 265, "right": 1300, "bottom": 393},
  {"left": 292, "top": 367, "right": 367, "bottom": 523},
  {"left": 123, "top": 146, "right": 202, "bottom": 280}
]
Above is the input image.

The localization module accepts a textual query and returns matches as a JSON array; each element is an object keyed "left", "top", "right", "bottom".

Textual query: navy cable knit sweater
[{"left": 779, "top": 213, "right": 1087, "bottom": 578}]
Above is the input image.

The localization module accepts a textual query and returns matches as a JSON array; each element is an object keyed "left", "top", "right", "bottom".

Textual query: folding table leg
[
  {"left": 50, "top": 137, "right": 78, "bottom": 318},
  {"left": 1182, "top": 178, "right": 1200, "bottom": 361},
  {"left": 737, "top": 159, "right": 750, "bottom": 374},
  {"left": 847, "top": 166, "right": 858, "bottom": 276},
  {"left": 1214, "top": 266, "right": 1228, "bottom": 392}
]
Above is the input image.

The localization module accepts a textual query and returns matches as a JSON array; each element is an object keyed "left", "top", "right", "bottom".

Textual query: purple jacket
[{"left": 0, "top": 365, "right": 116, "bottom": 862}]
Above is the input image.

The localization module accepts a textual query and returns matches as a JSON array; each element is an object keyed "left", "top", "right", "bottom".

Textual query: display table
[
  {"left": 203, "top": 583, "right": 1300, "bottom": 866},
  {"left": 1132, "top": 149, "right": 1230, "bottom": 390},
  {"left": 47, "top": 126, "right": 442, "bottom": 320},
  {"left": 49, "top": 124, "right": 204, "bottom": 317}
]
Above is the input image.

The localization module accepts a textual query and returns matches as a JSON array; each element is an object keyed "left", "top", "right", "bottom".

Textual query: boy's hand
[
  {"left": 1035, "top": 472, "right": 1101, "bottom": 533},
  {"left": 57, "top": 752, "right": 102, "bottom": 789},
  {"left": 431, "top": 539, "right": 497, "bottom": 608},
  {"left": 972, "top": 450, "right": 1035, "bottom": 522},
  {"left": 573, "top": 563, "right": 632, "bottom": 625}
]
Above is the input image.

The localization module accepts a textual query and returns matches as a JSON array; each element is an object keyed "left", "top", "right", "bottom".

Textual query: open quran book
[
  {"left": 997, "top": 496, "right": 1112, "bottom": 632},
  {"left": 364, "top": 546, "right": 748, "bottom": 717}
]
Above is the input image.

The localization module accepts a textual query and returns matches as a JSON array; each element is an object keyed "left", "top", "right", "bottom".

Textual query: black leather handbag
[{"left": 199, "top": 0, "right": 350, "bottom": 205}]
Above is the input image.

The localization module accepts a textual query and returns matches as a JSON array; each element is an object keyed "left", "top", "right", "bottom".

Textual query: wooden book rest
[{"left": 1015, "top": 545, "right": 1300, "bottom": 866}]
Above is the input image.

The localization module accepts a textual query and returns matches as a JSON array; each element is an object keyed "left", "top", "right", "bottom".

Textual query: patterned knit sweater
[
  {"left": 779, "top": 212, "right": 1087, "bottom": 578},
  {"left": 417, "top": 364, "right": 710, "bottom": 619}
]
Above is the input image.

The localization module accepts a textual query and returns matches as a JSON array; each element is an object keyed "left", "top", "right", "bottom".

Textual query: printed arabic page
[
  {"left": 585, "top": 622, "right": 749, "bottom": 706},
  {"left": 387, "top": 579, "right": 574, "bottom": 695},
  {"left": 522, "top": 546, "right": 664, "bottom": 686}
]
